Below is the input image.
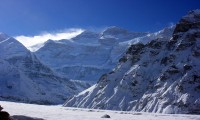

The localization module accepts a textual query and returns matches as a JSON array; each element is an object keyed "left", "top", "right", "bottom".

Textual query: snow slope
[
  {"left": 1, "top": 101, "right": 200, "bottom": 120},
  {"left": 64, "top": 10, "right": 200, "bottom": 114},
  {"left": 0, "top": 34, "right": 89, "bottom": 104},
  {"left": 35, "top": 26, "right": 174, "bottom": 81}
]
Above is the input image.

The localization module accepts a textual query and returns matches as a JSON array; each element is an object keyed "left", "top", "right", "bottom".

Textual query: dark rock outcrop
[
  {"left": 0, "top": 105, "right": 11, "bottom": 120},
  {"left": 101, "top": 114, "right": 111, "bottom": 118}
]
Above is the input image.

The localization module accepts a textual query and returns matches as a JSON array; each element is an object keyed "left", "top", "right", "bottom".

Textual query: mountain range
[
  {"left": 0, "top": 25, "right": 174, "bottom": 104},
  {"left": 34, "top": 26, "right": 174, "bottom": 82},
  {"left": 1, "top": 9, "right": 199, "bottom": 115},
  {"left": 64, "top": 10, "right": 200, "bottom": 114}
]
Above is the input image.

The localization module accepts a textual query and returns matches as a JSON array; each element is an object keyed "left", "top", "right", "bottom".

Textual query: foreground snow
[{"left": 0, "top": 101, "right": 200, "bottom": 120}]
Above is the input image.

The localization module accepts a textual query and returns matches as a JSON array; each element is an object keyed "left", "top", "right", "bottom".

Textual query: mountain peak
[
  {"left": 102, "top": 26, "right": 128, "bottom": 35},
  {"left": 0, "top": 32, "right": 10, "bottom": 41},
  {"left": 101, "top": 26, "right": 148, "bottom": 42},
  {"left": 45, "top": 39, "right": 56, "bottom": 44},
  {"left": 72, "top": 30, "right": 99, "bottom": 40},
  {"left": 173, "top": 9, "right": 200, "bottom": 36},
  {"left": 183, "top": 9, "right": 200, "bottom": 22}
]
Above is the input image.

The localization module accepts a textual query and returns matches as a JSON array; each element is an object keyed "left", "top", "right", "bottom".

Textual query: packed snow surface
[{"left": 0, "top": 101, "right": 200, "bottom": 120}]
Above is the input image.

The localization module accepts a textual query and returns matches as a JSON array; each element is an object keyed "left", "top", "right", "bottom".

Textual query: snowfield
[{"left": 0, "top": 101, "right": 200, "bottom": 120}]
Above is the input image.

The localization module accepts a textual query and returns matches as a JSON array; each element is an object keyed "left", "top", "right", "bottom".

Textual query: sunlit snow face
[{"left": 15, "top": 28, "right": 84, "bottom": 48}]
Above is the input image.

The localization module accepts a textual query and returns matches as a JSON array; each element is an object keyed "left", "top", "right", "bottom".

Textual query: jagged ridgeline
[{"left": 64, "top": 10, "right": 200, "bottom": 114}]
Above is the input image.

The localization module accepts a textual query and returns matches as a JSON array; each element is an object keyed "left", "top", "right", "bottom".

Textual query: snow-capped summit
[
  {"left": 0, "top": 33, "right": 89, "bottom": 104},
  {"left": 0, "top": 33, "right": 10, "bottom": 41},
  {"left": 101, "top": 26, "right": 148, "bottom": 42},
  {"left": 64, "top": 10, "right": 200, "bottom": 114},
  {"left": 173, "top": 9, "right": 200, "bottom": 36},
  {"left": 102, "top": 26, "right": 129, "bottom": 35},
  {"left": 72, "top": 31, "right": 99, "bottom": 44},
  {"left": 0, "top": 37, "right": 28, "bottom": 59},
  {"left": 181, "top": 9, "right": 200, "bottom": 23}
]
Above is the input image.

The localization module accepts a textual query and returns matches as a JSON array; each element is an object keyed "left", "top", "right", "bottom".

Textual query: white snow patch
[{"left": 0, "top": 101, "right": 199, "bottom": 120}]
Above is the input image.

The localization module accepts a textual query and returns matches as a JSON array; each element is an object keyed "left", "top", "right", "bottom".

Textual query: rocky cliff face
[
  {"left": 0, "top": 34, "right": 89, "bottom": 104},
  {"left": 64, "top": 10, "right": 200, "bottom": 114}
]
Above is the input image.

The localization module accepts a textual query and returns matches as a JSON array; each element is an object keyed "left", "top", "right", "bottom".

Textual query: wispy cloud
[{"left": 15, "top": 28, "right": 84, "bottom": 48}]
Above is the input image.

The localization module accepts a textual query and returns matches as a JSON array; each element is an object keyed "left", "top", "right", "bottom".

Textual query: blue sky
[{"left": 0, "top": 0, "right": 200, "bottom": 36}]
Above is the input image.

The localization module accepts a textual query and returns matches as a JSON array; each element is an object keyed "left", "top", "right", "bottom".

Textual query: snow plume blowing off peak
[{"left": 15, "top": 28, "right": 84, "bottom": 51}]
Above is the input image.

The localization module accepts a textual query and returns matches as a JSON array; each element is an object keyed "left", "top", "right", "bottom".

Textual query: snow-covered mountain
[
  {"left": 0, "top": 23, "right": 173, "bottom": 105},
  {"left": 0, "top": 34, "right": 90, "bottom": 104},
  {"left": 64, "top": 10, "right": 200, "bottom": 114},
  {"left": 34, "top": 26, "right": 174, "bottom": 82}
]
